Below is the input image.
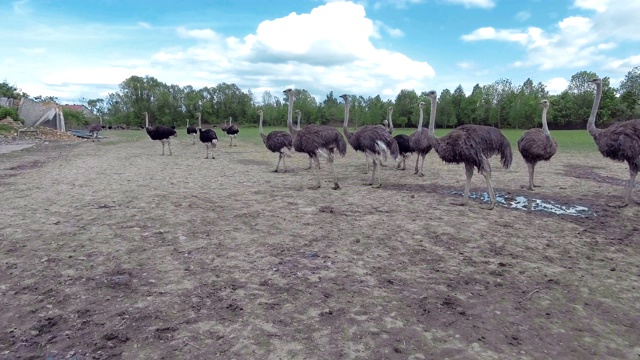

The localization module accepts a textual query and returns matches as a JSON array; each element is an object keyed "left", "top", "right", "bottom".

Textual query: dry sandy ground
[{"left": 0, "top": 131, "right": 639, "bottom": 359}]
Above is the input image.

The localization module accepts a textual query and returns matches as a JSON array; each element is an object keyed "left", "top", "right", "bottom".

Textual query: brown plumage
[
  {"left": 259, "top": 110, "right": 292, "bottom": 172},
  {"left": 424, "top": 90, "right": 513, "bottom": 210},
  {"left": 88, "top": 123, "right": 102, "bottom": 142},
  {"left": 587, "top": 77, "right": 640, "bottom": 207},
  {"left": 296, "top": 110, "right": 316, "bottom": 170},
  {"left": 341, "top": 94, "right": 398, "bottom": 187},
  {"left": 410, "top": 101, "right": 434, "bottom": 177},
  {"left": 517, "top": 100, "right": 558, "bottom": 191},
  {"left": 284, "top": 89, "right": 347, "bottom": 190}
]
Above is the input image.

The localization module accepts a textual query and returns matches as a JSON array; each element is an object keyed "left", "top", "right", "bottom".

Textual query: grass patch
[
  {"left": 0, "top": 124, "right": 16, "bottom": 136},
  {"left": 111, "top": 127, "right": 598, "bottom": 152}
]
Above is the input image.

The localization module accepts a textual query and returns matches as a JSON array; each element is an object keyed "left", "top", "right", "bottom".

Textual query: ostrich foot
[
  {"left": 533, "top": 184, "right": 542, "bottom": 187},
  {"left": 308, "top": 184, "right": 321, "bottom": 190},
  {"left": 520, "top": 185, "right": 535, "bottom": 191},
  {"left": 418, "top": 173, "right": 425, "bottom": 177},
  {"left": 450, "top": 200, "right": 467, "bottom": 207},
  {"left": 607, "top": 201, "right": 629, "bottom": 208},
  {"left": 332, "top": 183, "right": 341, "bottom": 190},
  {"left": 273, "top": 169, "right": 280, "bottom": 173},
  {"left": 480, "top": 203, "right": 495, "bottom": 210},
  {"left": 363, "top": 181, "right": 374, "bottom": 186},
  {"left": 371, "top": 183, "right": 382, "bottom": 188}
]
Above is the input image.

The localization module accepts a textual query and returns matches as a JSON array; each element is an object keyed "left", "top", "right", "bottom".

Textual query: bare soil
[{"left": 1, "top": 132, "right": 639, "bottom": 359}]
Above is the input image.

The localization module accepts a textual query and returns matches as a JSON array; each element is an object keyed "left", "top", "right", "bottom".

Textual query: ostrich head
[
  {"left": 339, "top": 94, "right": 350, "bottom": 103},
  {"left": 257, "top": 110, "right": 263, "bottom": 115},
  {"left": 589, "top": 78, "right": 602, "bottom": 85},
  {"left": 382, "top": 119, "right": 388, "bottom": 126},
  {"left": 540, "top": 99, "right": 550, "bottom": 108},
  {"left": 426, "top": 90, "right": 437, "bottom": 100},
  {"left": 419, "top": 101, "right": 426, "bottom": 110},
  {"left": 283, "top": 88, "right": 296, "bottom": 102}
]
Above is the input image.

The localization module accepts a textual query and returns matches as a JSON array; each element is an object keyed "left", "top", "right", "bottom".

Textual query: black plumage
[
  {"left": 187, "top": 125, "right": 198, "bottom": 145},
  {"left": 224, "top": 118, "right": 240, "bottom": 147},
  {"left": 144, "top": 112, "right": 177, "bottom": 156},
  {"left": 285, "top": 89, "right": 347, "bottom": 190},
  {"left": 198, "top": 128, "right": 218, "bottom": 159},
  {"left": 410, "top": 101, "right": 434, "bottom": 177},
  {"left": 394, "top": 134, "right": 414, "bottom": 170},
  {"left": 258, "top": 110, "right": 292, "bottom": 172},
  {"left": 587, "top": 78, "right": 640, "bottom": 207},
  {"left": 517, "top": 100, "right": 558, "bottom": 191},
  {"left": 425, "top": 91, "right": 513, "bottom": 210}
]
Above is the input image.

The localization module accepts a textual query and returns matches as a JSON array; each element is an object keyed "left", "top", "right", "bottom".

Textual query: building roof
[{"left": 63, "top": 104, "right": 88, "bottom": 112}]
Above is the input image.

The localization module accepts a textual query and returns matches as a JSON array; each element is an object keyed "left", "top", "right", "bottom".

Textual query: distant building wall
[{"left": 18, "top": 98, "right": 64, "bottom": 130}]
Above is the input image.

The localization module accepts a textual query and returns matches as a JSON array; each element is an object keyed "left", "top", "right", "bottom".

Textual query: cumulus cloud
[
  {"left": 373, "top": 0, "right": 424, "bottom": 10},
  {"left": 150, "top": 1, "right": 434, "bottom": 98},
  {"left": 545, "top": 77, "right": 569, "bottom": 94},
  {"left": 443, "top": 0, "right": 495, "bottom": 9},
  {"left": 574, "top": 0, "right": 610, "bottom": 13}
]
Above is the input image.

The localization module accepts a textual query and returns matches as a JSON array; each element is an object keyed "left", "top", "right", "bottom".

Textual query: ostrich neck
[
  {"left": 428, "top": 99, "right": 436, "bottom": 134},
  {"left": 541, "top": 107, "right": 550, "bottom": 136},
  {"left": 343, "top": 101, "right": 352, "bottom": 139},
  {"left": 258, "top": 113, "right": 266, "bottom": 141},
  {"left": 296, "top": 113, "right": 301, "bottom": 130},
  {"left": 145, "top": 113, "right": 149, "bottom": 128},
  {"left": 388, "top": 109, "right": 394, "bottom": 134},
  {"left": 286, "top": 96, "right": 298, "bottom": 137},
  {"left": 587, "top": 82, "right": 602, "bottom": 136},
  {"left": 198, "top": 113, "right": 202, "bottom": 128},
  {"left": 417, "top": 106, "right": 424, "bottom": 132}
]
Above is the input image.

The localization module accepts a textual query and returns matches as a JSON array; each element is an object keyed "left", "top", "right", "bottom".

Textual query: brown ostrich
[
  {"left": 259, "top": 109, "right": 293, "bottom": 172},
  {"left": 517, "top": 99, "right": 558, "bottom": 191},
  {"left": 295, "top": 109, "right": 316, "bottom": 170},
  {"left": 587, "top": 77, "right": 640, "bottom": 207},
  {"left": 424, "top": 90, "right": 513, "bottom": 210},
  {"left": 284, "top": 88, "right": 347, "bottom": 190},
  {"left": 410, "top": 101, "right": 434, "bottom": 177},
  {"left": 341, "top": 94, "right": 398, "bottom": 187},
  {"left": 88, "top": 123, "right": 102, "bottom": 142}
]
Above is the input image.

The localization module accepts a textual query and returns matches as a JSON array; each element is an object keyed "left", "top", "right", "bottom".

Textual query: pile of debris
[
  {"left": 36, "top": 127, "right": 85, "bottom": 142},
  {"left": 1, "top": 116, "right": 22, "bottom": 130},
  {"left": 0, "top": 117, "right": 86, "bottom": 143}
]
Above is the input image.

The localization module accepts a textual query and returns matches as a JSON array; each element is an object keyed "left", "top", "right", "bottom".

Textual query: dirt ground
[{"left": 0, "top": 131, "right": 639, "bottom": 359}]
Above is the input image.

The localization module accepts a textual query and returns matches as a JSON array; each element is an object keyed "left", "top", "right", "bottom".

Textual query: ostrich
[
  {"left": 424, "top": 90, "right": 513, "bottom": 210},
  {"left": 198, "top": 127, "right": 218, "bottom": 159},
  {"left": 259, "top": 109, "right": 293, "bottom": 172},
  {"left": 186, "top": 117, "right": 198, "bottom": 145},
  {"left": 517, "top": 99, "right": 558, "bottom": 191},
  {"left": 284, "top": 88, "right": 347, "bottom": 190},
  {"left": 341, "top": 94, "right": 399, "bottom": 187},
  {"left": 88, "top": 123, "right": 102, "bottom": 142},
  {"left": 410, "top": 101, "right": 434, "bottom": 177},
  {"left": 224, "top": 117, "right": 239, "bottom": 147},
  {"left": 587, "top": 77, "right": 640, "bottom": 207},
  {"left": 144, "top": 111, "right": 177, "bottom": 156},
  {"left": 295, "top": 109, "right": 316, "bottom": 170}
]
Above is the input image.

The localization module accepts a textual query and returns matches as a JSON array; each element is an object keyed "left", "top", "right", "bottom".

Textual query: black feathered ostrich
[
  {"left": 224, "top": 117, "right": 239, "bottom": 147},
  {"left": 284, "top": 88, "right": 347, "bottom": 190},
  {"left": 587, "top": 77, "right": 640, "bottom": 207},
  {"left": 388, "top": 106, "right": 414, "bottom": 170},
  {"left": 295, "top": 109, "right": 316, "bottom": 170},
  {"left": 341, "top": 94, "right": 398, "bottom": 188},
  {"left": 259, "top": 109, "right": 293, "bottom": 172},
  {"left": 186, "top": 116, "right": 198, "bottom": 145},
  {"left": 144, "top": 111, "right": 177, "bottom": 156},
  {"left": 88, "top": 123, "right": 102, "bottom": 142},
  {"left": 517, "top": 99, "right": 557, "bottom": 191},
  {"left": 410, "top": 101, "right": 434, "bottom": 177},
  {"left": 424, "top": 90, "right": 513, "bottom": 210},
  {"left": 198, "top": 127, "right": 218, "bottom": 159}
]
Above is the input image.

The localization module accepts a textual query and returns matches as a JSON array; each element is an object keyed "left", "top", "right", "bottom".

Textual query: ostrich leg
[
  {"left": 211, "top": 146, "right": 216, "bottom": 159},
  {"left": 327, "top": 154, "right": 341, "bottom": 190},
  {"left": 364, "top": 153, "right": 370, "bottom": 174},
  {"left": 452, "top": 163, "right": 474, "bottom": 207},
  {"left": 414, "top": 154, "right": 420, "bottom": 174},
  {"left": 365, "top": 156, "right": 376, "bottom": 186},
  {"left": 167, "top": 139, "right": 172, "bottom": 156},
  {"left": 372, "top": 160, "right": 383, "bottom": 188},
  {"left": 481, "top": 170, "right": 497, "bottom": 210},
  {"left": 418, "top": 154, "right": 427, "bottom": 177},
  {"left": 192, "top": 135, "right": 195, "bottom": 145},
  {"left": 282, "top": 153, "right": 288, "bottom": 173},
  {"left": 274, "top": 153, "right": 283, "bottom": 172},
  {"left": 204, "top": 144, "right": 209, "bottom": 159},
  {"left": 522, "top": 163, "right": 535, "bottom": 191},
  {"left": 609, "top": 167, "right": 637, "bottom": 208},
  {"left": 160, "top": 140, "right": 166, "bottom": 156},
  {"left": 306, "top": 157, "right": 313, "bottom": 170},
  {"left": 309, "top": 156, "right": 322, "bottom": 190}
]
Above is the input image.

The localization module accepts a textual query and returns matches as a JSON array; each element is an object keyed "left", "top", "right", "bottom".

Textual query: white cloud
[
  {"left": 374, "top": 20, "right": 405, "bottom": 38},
  {"left": 515, "top": 11, "right": 531, "bottom": 22},
  {"left": 461, "top": 27, "right": 530, "bottom": 44},
  {"left": 545, "top": 77, "right": 569, "bottom": 94},
  {"left": 574, "top": 0, "right": 610, "bottom": 13},
  {"left": 177, "top": 27, "right": 220, "bottom": 41},
  {"left": 137, "top": 22, "right": 152, "bottom": 29},
  {"left": 373, "top": 0, "right": 424, "bottom": 10},
  {"left": 605, "top": 55, "right": 640, "bottom": 71},
  {"left": 443, "top": 0, "right": 495, "bottom": 9}
]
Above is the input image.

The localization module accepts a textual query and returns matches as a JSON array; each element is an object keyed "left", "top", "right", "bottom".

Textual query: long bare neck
[
  {"left": 541, "top": 106, "right": 550, "bottom": 136},
  {"left": 587, "top": 82, "right": 602, "bottom": 136},
  {"left": 198, "top": 113, "right": 202, "bottom": 128},
  {"left": 296, "top": 112, "right": 301, "bottom": 130},
  {"left": 187, "top": 119, "right": 189, "bottom": 127},
  {"left": 428, "top": 99, "right": 436, "bottom": 134},
  {"left": 286, "top": 96, "right": 298, "bottom": 136},
  {"left": 259, "top": 113, "right": 266, "bottom": 141},
  {"left": 417, "top": 106, "right": 424, "bottom": 132},
  {"left": 145, "top": 112, "right": 149, "bottom": 127},
  {"left": 343, "top": 100, "right": 352, "bottom": 139},
  {"left": 388, "top": 109, "right": 394, "bottom": 134}
]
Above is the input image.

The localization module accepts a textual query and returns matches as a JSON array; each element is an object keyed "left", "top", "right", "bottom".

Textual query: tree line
[{"left": 2, "top": 66, "right": 640, "bottom": 130}]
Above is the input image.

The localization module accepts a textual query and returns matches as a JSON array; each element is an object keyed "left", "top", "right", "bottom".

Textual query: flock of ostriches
[{"left": 93, "top": 78, "right": 639, "bottom": 210}]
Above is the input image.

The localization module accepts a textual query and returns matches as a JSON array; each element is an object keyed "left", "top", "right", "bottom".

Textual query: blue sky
[{"left": 2, "top": 0, "right": 639, "bottom": 104}]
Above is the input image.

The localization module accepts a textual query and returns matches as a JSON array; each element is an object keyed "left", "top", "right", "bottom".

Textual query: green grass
[
  {"left": 0, "top": 124, "right": 16, "bottom": 136},
  {"left": 111, "top": 126, "right": 598, "bottom": 152}
]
